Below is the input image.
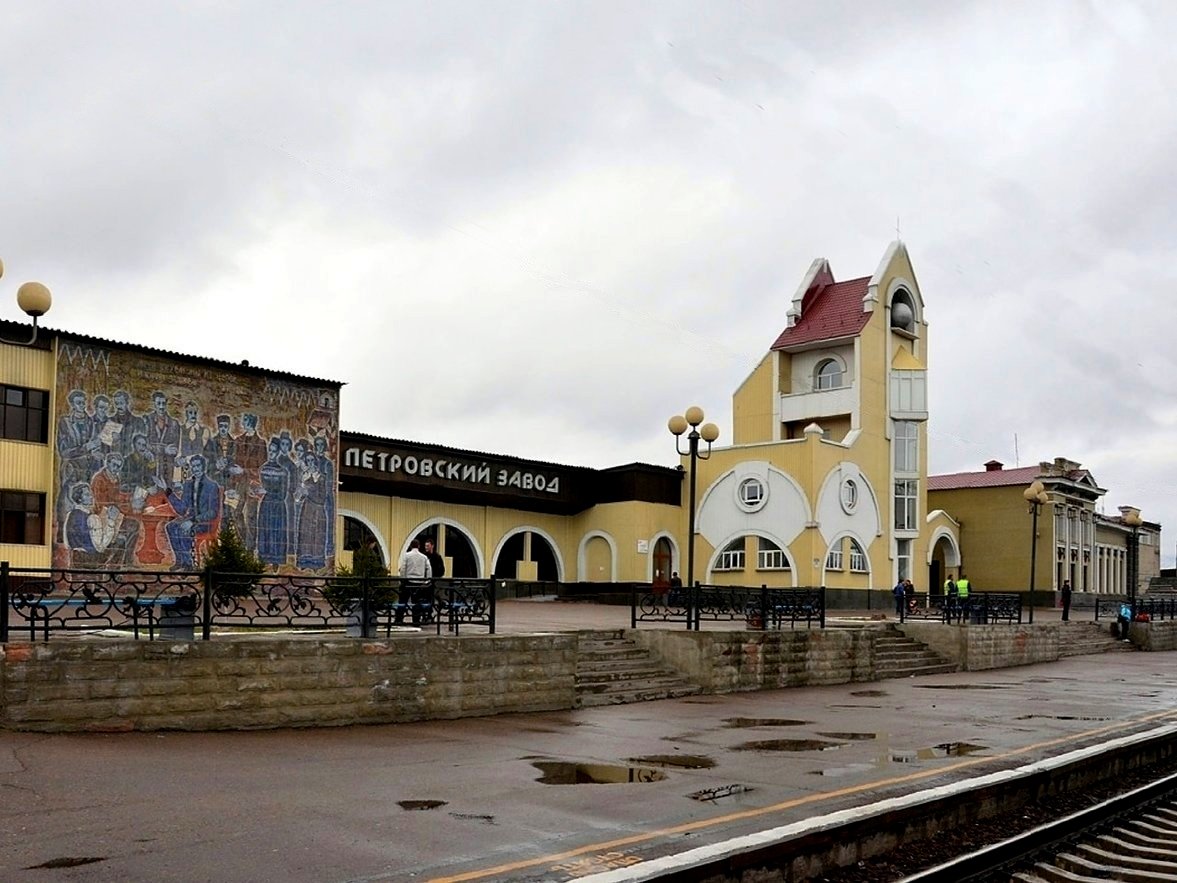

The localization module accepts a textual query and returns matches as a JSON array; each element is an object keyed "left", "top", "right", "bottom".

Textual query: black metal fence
[
  {"left": 896, "top": 592, "right": 1023, "bottom": 624},
  {"left": 631, "top": 583, "right": 826, "bottom": 630},
  {"left": 1095, "top": 596, "right": 1177, "bottom": 623},
  {"left": 0, "top": 562, "right": 495, "bottom": 642}
]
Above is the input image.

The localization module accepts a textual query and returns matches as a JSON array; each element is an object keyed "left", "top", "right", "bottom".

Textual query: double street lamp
[
  {"left": 1023, "top": 479, "right": 1049, "bottom": 624},
  {"left": 668, "top": 406, "right": 719, "bottom": 594},
  {"left": 0, "top": 258, "right": 53, "bottom": 346}
]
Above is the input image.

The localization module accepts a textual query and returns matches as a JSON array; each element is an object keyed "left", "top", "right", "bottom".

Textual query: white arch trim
[
  {"left": 822, "top": 530, "right": 874, "bottom": 590},
  {"left": 491, "top": 524, "right": 565, "bottom": 582},
  {"left": 403, "top": 516, "right": 487, "bottom": 577},
  {"left": 646, "top": 530, "right": 680, "bottom": 583},
  {"left": 697, "top": 463, "right": 813, "bottom": 525},
  {"left": 927, "top": 526, "right": 962, "bottom": 568},
  {"left": 704, "top": 530, "right": 798, "bottom": 587},
  {"left": 577, "top": 531, "right": 618, "bottom": 582},
  {"left": 337, "top": 509, "right": 391, "bottom": 569}
]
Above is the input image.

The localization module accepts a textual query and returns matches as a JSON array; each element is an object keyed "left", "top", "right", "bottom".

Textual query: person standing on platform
[
  {"left": 423, "top": 539, "right": 445, "bottom": 624},
  {"left": 956, "top": 573, "right": 972, "bottom": 623},
  {"left": 893, "top": 579, "right": 906, "bottom": 618},
  {"left": 1060, "top": 579, "right": 1072, "bottom": 621},
  {"left": 397, "top": 539, "right": 432, "bottom": 626},
  {"left": 904, "top": 579, "right": 916, "bottom": 614}
]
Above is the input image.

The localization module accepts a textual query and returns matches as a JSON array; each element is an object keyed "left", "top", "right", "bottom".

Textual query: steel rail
[{"left": 901, "top": 769, "right": 1177, "bottom": 882}]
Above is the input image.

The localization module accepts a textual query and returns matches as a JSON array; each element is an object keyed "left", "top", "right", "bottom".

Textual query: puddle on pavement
[
  {"left": 736, "top": 738, "right": 846, "bottom": 752},
  {"left": 26, "top": 857, "right": 107, "bottom": 869},
  {"left": 399, "top": 800, "right": 448, "bottom": 810},
  {"left": 688, "top": 783, "right": 755, "bottom": 804},
  {"left": 890, "top": 742, "right": 987, "bottom": 762},
  {"left": 629, "top": 754, "right": 715, "bottom": 769},
  {"left": 533, "top": 761, "right": 668, "bottom": 784},
  {"left": 816, "top": 732, "right": 878, "bottom": 741},
  {"left": 828, "top": 703, "right": 883, "bottom": 709},
  {"left": 1015, "top": 714, "right": 1110, "bottom": 722},
  {"left": 850, "top": 690, "right": 889, "bottom": 697},
  {"left": 914, "top": 684, "right": 1009, "bottom": 690},
  {"left": 723, "top": 717, "right": 810, "bottom": 728}
]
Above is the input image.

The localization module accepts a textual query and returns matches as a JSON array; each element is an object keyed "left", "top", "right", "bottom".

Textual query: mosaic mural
[{"left": 53, "top": 340, "right": 339, "bottom": 574}]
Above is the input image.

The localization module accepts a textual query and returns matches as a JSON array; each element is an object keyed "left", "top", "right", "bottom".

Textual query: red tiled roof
[
  {"left": 770, "top": 275, "right": 872, "bottom": 350},
  {"left": 928, "top": 465, "right": 1091, "bottom": 491}
]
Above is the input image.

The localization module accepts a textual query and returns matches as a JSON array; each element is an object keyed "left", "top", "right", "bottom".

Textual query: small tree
[
  {"left": 201, "top": 522, "right": 265, "bottom": 598},
  {"left": 326, "top": 542, "right": 395, "bottom": 610}
]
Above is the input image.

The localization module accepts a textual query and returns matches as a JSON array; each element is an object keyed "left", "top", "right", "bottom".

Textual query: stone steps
[
  {"left": 1058, "top": 622, "right": 1135, "bottom": 657},
  {"left": 575, "top": 630, "right": 701, "bottom": 708},
  {"left": 877, "top": 627, "right": 958, "bottom": 680}
]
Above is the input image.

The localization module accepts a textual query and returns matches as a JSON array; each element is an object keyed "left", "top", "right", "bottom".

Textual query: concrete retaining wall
[
  {"left": 628, "top": 628, "right": 875, "bottom": 692},
  {"left": 0, "top": 635, "right": 576, "bottom": 733},
  {"left": 1133, "top": 620, "right": 1177, "bottom": 651},
  {"left": 899, "top": 623, "right": 1059, "bottom": 671}
]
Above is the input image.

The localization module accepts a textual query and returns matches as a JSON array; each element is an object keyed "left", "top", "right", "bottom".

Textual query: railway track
[{"left": 903, "top": 770, "right": 1177, "bottom": 882}]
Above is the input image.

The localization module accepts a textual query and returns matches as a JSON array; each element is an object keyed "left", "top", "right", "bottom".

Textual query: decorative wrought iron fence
[
  {"left": 631, "top": 583, "right": 825, "bottom": 630},
  {"left": 0, "top": 562, "right": 495, "bottom": 642},
  {"left": 1095, "top": 596, "right": 1176, "bottom": 623}
]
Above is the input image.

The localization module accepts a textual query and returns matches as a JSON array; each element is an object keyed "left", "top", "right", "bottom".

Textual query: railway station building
[{"left": 0, "top": 243, "right": 1158, "bottom": 604}]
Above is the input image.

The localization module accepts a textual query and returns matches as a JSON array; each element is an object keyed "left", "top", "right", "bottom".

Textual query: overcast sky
[{"left": 3, "top": 1, "right": 1174, "bottom": 565}]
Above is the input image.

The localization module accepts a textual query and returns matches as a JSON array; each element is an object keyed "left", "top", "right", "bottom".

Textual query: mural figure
[
  {"left": 144, "top": 390, "right": 181, "bottom": 484},
  {"left": 164, "top": 454, "right": 222, "bottom": 569},
  {"left": 57, "top": 390, "right": 101, "bottom": 490},
  {"left": 278, "top": 431, "right": 299, "bottom": 557},
  {"left": 178, "top": 401, "right": 212, "bottom": 479},
  {"left": 90, "top": 395, "right": 114, "bottom": 459},
  {"left": 65, "top": 482, "right": 139, "bottom": 567},
  {"left": 295, "top": 452, "right": 328, "bottom": 570},
  {"left": 110, "top": 390, "right": 141, "bottom": 457},
  {"left": 233, "top": 413, "right": 267, "bottom": 552},
  {"left": 314, "top": 434, "right": 336, "bottom": 559},
  {"left": 257, "top": 437, "right": 290, "bottom": 566}
]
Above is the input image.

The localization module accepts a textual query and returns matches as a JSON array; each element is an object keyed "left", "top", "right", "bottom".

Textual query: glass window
[
  {"left": 849, "top": 539, "right": 868, "bottom": 572},
  {"left": 0, "top": 491, "right": 45, "bottom": 545},
  {"left": 896, "top": 539, "right": 912, "bottom": 581},
  {"left": 894, "top": 479, "right": 918, "bottom": 531},
  {"left": 815, "top": 359, "right": 843, "bottom": 390},
  {"left": 0, "top": 384, "right": 49, "bottom": 443},
  {"left": 738, "top": 477, "right": 765, "bottom": 510},
  {"left": 894, "top": 421, "right": 918, "bottom": 473},
  {"left": 840, "top": 478, "right": 858, "bottom": 513},
  {"left": 716, "top": 538, "right": 745, "bottom": 571},
  {"left": 757, "top": 537, "right": 789, "bottom": 570},
  {"left": 826, "top": 547, "right": 844, "bottom": 570}
]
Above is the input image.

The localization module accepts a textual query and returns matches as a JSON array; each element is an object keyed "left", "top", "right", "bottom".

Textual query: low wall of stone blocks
[
  {"left": 0, "top": 635, "right": 576, "bottom": 733},
  {"left": 628, "top": 628, "right": 875, "bottom": 692},
  {"left": 899, "top": 622, "right": 1059, "bottom": 671},
  {"left": 1133, "top": 620, "right": 1177, "bottom": 651}
]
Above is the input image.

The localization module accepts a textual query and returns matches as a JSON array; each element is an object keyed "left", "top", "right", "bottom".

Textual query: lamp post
[
  {"left": 1023, "top": 479, "right": 1048, "bottom": 624},
  {"left": 668, "top": 406, "right": 719, "bottom": 595},
  {"left": 0, "top": 258, "right": 53, "bottom": 346},
  {"left": 1120, "top": 506, "right": 1142, "bottom": 610}
]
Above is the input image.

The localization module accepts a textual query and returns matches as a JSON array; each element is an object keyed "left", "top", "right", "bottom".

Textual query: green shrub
[{"left": 201, "top": 522, "right": 265, "bottom": 598}]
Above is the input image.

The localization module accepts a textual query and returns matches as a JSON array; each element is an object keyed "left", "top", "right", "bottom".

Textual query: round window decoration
[
  {"left": 840, "top": 478, "right": 859, "bottom": 514},
  {"left": 737, "top": 477, "right": 767, "bottom": 512}
]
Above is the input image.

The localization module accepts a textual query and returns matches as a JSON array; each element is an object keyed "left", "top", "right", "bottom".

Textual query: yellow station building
[{"left": 0, "top": 244, "right": 1159, "bottom": 605}]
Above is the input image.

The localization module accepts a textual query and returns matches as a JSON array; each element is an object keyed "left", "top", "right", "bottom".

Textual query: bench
[
  {"left": 122, "top": 595, "right": 198, "bottom": 640},
  {"left": 12, "top": 596, "right": 95, "bottom": 642}
]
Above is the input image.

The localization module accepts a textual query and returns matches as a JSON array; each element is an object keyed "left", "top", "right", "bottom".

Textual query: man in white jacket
[{"left": 397, "top": 539, "right": 432, "bottom": 625}]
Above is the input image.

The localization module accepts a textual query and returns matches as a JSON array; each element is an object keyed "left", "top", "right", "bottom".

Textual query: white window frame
[
  {"left": 815, "top": 358, "right": 843, "bottom": 391},
  {"left": 894, "top": 479, "right": 918, "bottom": 531},
  {"left": 826, "top": 548, "right": 844, "bottom": 571},
  {"left": 716, "top": 538, "right": 745, "bottom": 571},
  {"left": 757, "top": 537, "right": 789, "bottom": 570},
  {"left": 894, "top": 420, "right": 918, "bottom": 473},
  {"left": 849, "top": 539, "right": 868, "bottom": 572},
  {"left": 896, "top": 539, "right": 912, "bottom": 581}
]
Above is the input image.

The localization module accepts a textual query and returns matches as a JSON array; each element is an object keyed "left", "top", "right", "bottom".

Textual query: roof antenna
[{"left": 896, "top": 215, "right": 901, "bottom": 240}]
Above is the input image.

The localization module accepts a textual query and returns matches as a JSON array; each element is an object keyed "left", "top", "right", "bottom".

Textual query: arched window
[
  {"left": 890, "top": 289, "right": 916, "bottom": 333},
  {"left": 815, "top": 358, "right": 843, "bottom": 390},
  {"left": 716, "top": 538, "right": 746, "bottom": 571},
  {"left": 757, "top": 538, "right": 789, "bottom": 570},
  {"left": 849, "top": 539, "right": 868, "bottom": 572}
]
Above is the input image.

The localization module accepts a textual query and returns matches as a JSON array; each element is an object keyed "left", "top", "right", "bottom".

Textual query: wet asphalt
[{"left": 2, "top": 602, "right": 1173, "bottom": 883}]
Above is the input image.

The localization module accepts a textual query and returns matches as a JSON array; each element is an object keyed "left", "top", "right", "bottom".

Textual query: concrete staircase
[
  {"left": 574, "top": 630, "right": 702, "bottom": 708},
  {"left": 1058, "top": 621, "right": 1135, "bottom": 657},
  {"left": 876, "top": 627, "right": 957, "bottom": 679}
]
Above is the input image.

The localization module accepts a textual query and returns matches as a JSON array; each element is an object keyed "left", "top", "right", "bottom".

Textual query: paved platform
[{"left": 1, "top": 603, "right": 1157, "bottom": 883}]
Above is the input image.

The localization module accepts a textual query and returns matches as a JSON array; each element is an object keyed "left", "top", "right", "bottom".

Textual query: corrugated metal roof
[{"left": 928, "top": 465, "right": 1091, "bottom": 490}]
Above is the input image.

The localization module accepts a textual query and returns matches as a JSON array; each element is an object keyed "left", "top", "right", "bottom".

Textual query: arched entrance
[
  {"left": 652, "top": 536, "right": 673, "bottom": 586},
  {"left": 341, "top": 514, "right": 387, "bottom": 567},
  {"left": 493, "top": 529, "right": 561, "bottom": 581},
  {"left": 411, "top": 521, "right": 481, "bottom": 578},
  {"left": 929, "top": 530, "right": 962, "bottom": 598}
]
